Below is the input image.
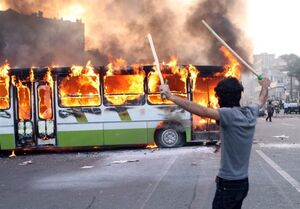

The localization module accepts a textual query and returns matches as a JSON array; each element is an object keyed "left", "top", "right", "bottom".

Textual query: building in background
[
  {"left": 0, "top": 9, "right": 85, "bottom": 67},
  {"left": 252, "top": 53, "right": 299, "bottom": 103}
]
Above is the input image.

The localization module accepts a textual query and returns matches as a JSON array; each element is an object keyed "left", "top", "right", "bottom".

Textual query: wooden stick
[
  {"left": 201, "top": 20, "right": 260, "bottom": 78},
  {"left": 147, "top": 33, "right": 165, "bottom": 84}
]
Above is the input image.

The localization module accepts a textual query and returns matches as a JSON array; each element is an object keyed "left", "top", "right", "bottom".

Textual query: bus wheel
[{"left": 155, "top": 127, "right": 185, "bottom": 148}]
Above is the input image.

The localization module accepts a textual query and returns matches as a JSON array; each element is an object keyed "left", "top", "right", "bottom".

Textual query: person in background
[
  {"left": 283, "top": 101, "right": 289, "bottom": 114},
  {"left": 266, "top": 100, "right": 274, "bottom": 122},
  {"left": 159, "top": 76, "right": 271, "bottom": 209}
]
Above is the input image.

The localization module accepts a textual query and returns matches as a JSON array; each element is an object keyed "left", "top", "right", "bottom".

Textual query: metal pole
[
  {"left": 201, "top": 20, "right": 261, "bottom": 78},
  {"left": 147, "top": 33, "right": 164, "bottom": 85}
]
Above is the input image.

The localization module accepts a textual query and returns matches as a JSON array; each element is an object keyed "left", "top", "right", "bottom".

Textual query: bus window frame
[
  {"left": 146, "top": 73, "right": 188, "bottom": 105},
  {"left": 57, "top": 74, "right": 102, "bottom": 108},
  {"left": 0, "top": 78, "right": 11, "bottom": 110},
  {"left": 37, "top": 83, "right": 53, "bottom": 120},
  {"left": 102, "top": 73, "right": 146, "bottom": 107}
]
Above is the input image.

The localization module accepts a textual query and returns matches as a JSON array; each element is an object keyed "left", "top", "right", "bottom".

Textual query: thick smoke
[
  {"left": 185, "top": 0, "right": 252, "bottom": 64},
  {"left": 0, "top": 0, "right": 252, "bottom": 67}
]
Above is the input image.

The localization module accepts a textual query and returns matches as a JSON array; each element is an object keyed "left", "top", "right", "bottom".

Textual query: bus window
[
  {"left": 104, "top": 74, "right": 145, "bottom": 106},
  {"left": 16, "top": 82, "right": 31, "bottom": 121},
  {"left": 0, "top": 64, "right": 10, "bottom": 110},
  {"left": 38, "top": 85, "right": 53, "bottom": 120},
  {"left": 0, "top": 77, "right": 10, "bottom": 110},
  {"left": 58, "top": 65, "right": 101, "bottom": 107},
  {"left": 147, "top": 67, "right": 188, "bottom": 105}
]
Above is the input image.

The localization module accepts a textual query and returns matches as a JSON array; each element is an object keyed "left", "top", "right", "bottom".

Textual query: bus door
[
  {"left": 13, "top": 80, "right": 35, "bottom": 147},
  {"left": 192, "top": 75, "right": 222, "bottom": 141},
  {"left": 34, "top": 81, "right": 56, "bottom": 146},
  {"left": 14, "top": 79, "right": 56, "bottom": 148}
]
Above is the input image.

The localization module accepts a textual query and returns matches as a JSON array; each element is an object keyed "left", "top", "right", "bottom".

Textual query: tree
[
  {"left": 280, "top": 54, "right": 300, "bottom": 82},
  {"left": 280, "top": 54, "right": 300, "bottom": 100}
]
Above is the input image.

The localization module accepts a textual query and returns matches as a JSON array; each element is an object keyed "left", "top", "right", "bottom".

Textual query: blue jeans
[{"left": 212, "top": 176, "right": 249, "bottom": 209}]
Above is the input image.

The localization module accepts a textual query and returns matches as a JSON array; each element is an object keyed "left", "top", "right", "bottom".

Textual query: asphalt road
[{"left": 1, "top": 114, "right": 300, "bottom": 209}]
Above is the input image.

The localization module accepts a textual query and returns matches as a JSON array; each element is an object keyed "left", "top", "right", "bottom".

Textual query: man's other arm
[{"left": 258, "top": 78, "right": 271, "bottom": 109}]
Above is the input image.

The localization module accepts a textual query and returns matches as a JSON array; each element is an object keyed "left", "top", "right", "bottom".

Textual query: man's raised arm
[{"left": 159, "top": 84, "right": 220, "bottom": 120}]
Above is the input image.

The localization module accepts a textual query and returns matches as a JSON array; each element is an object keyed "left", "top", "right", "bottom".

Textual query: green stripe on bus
[
  {"left": 57, "top": 130, "right": 103, "bottom": 147},
  {"left": 185, "top": 127, "right": 191, "bottom": 142},
  {"left": 57, "top": 128, "right": 148, "bottom": 147},
  {"left": 104, "top": 128, "right": 147, "bottom": 145},
  {"left": 0, "top": 134, "right": 15, "bottom": 150}
]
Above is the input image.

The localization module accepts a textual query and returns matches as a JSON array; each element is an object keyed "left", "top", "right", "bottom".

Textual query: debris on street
[
  {"left": 110, "top": 159, "right": 139, "bottom": 165},
  {"left": 19, "top": 160, "right": 32, "bottom": 166},
  {"left": 81, "top": 166, "right": 95, "bottom": 169},
  {"left": 273, "top": 135, "right": 289, "bottom": 140}
]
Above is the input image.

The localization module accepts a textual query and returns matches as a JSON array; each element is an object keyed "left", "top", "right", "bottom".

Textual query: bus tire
[{"left": 155, "top": 127, "right": 185, "bottom": 148}]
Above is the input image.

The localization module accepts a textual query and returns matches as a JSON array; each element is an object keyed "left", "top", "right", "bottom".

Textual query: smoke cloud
[{"left": 0, "top": 0, "right": 252, "bottom": 67}]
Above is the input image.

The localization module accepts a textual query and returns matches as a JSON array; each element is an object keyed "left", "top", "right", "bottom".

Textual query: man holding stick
[{"left": 159, "top": 76, "right": 271, "bottom": 209}]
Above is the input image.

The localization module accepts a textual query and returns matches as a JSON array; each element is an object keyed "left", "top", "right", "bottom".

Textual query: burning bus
[{"left": 0, "top": 55, "right": 240, "bottom": 150}]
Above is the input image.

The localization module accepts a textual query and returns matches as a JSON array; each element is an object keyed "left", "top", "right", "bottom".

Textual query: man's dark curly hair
[{"left": 214, "top": 77, "right": 244, "bottom": 108}]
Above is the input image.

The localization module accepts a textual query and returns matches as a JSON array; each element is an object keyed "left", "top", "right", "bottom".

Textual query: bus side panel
[
  {"left": 104, "top": 122, "right": 147, "bottom": 145},
  {"left": 0, "top": 88, "right": 15, "bottom": 150},
  {"left": 57, "top": 124, "right": 104, "bottom": 147}
]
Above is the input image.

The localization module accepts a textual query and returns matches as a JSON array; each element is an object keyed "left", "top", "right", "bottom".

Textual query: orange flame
[
  {"left": 58, "top": 61, "right": 101, "bottom": 107},
  {"left": 44, "top": 68, "right": 54, "bottom": 88},
  {"left": 146, "top": 144, "right": 158, "bottom": 149},
  {"left": 188, "top": 64, "right": 199, "bottom": 91},
  {"left": 219, "top": 46, "right": 241, "bottom": 79},
  {"left": 0, "top": 62, "right": 10, "bottom": 109},
  {"left": 29, "top": 68, "right": 35, "bottom": 83}
]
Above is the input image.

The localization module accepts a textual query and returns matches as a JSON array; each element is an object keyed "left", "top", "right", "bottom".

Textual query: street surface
[{"left": 1, "top": 113, "right": 300, "bottom": 209}]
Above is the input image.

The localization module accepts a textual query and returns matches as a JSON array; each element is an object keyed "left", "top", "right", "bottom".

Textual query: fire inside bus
[{"left": 0, "top": 55, "right": 241, "bottom": 150}]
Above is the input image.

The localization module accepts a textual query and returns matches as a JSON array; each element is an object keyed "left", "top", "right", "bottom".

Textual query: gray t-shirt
[{"left": 218, "top": 104, "right": 260, "bottom": 180}]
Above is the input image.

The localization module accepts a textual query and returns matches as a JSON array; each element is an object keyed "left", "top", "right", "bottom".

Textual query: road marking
[
  {"left": 139, "top": 156, "right": 177, "bottom": 209},
  {"left": 259, "top": 143, "right": 300, "bottom": 148},
  {"left": 281, "top": 123, "right": 296, "bottom": 127},
  {"left": 256, "top": 150, "right": 300, "bottom": 193}
]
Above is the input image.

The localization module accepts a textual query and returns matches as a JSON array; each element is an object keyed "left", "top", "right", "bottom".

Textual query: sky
[{"left": 247, "top": 0, "right": 300, "bottom": 57}]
